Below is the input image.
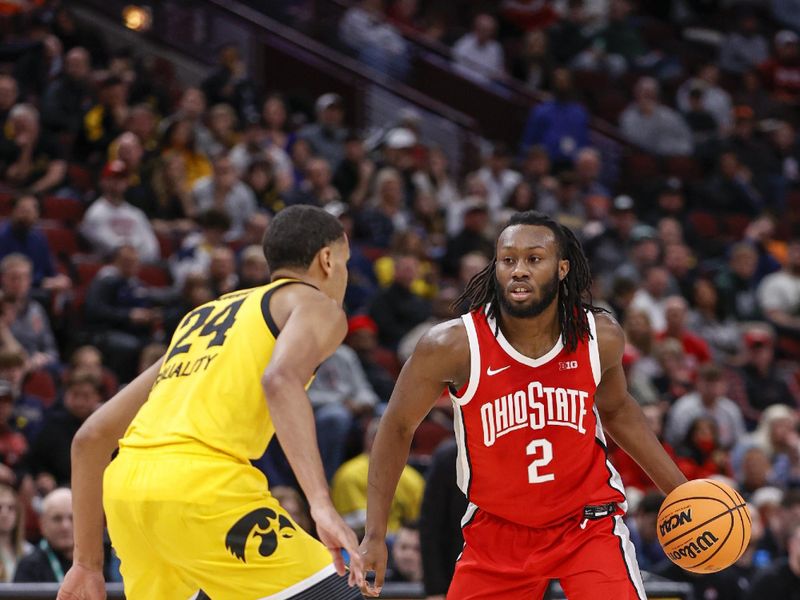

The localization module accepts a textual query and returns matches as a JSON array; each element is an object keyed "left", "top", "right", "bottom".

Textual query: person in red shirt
[
  {"left": 759, "top": 30, "right": 800, "bottom": 104},
  {"left": 657, "top": 295, "right": 711, "bottom": 366},
  {"left": 360, "top": 211, "right": 686, "bottom": 599}
]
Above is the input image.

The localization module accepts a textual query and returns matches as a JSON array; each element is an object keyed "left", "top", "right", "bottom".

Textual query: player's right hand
[
  {"left": 311, "top": 504, "right": 364, "bottom": 588},
  {"left": 57, "top": 563, "right": 106, "bottom": 600},
  {"left": 359, "top": 535, "right": 388, "bottom": 597}
]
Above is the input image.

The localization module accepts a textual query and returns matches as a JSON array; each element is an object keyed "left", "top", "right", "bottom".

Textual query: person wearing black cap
[{"left": 584, "top": 194, "right": 639, "bottom": 278}]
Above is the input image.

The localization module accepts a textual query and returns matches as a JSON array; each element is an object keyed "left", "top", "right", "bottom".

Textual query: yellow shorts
[{"left": 103, "top": 449, "right": 333, "bottom": 600}]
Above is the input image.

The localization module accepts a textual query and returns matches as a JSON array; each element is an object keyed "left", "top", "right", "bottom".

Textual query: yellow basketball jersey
[{"left": 120, "top": 279, "right": 309, "bottom": 464}]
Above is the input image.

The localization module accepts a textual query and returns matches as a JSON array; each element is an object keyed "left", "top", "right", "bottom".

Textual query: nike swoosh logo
[{"left": 486, "top": 365, "right": 511, "bottom": 376}]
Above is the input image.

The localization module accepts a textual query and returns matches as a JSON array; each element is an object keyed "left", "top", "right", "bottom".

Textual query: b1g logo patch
[
  {"left": 225, "top": 508, "right": 296, "bottom": 563},
  {"left": 559, "top": 361, "right": 578, "bottom": 371}
]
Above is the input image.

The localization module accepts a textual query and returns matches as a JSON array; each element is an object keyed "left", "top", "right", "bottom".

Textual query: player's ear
[
  {"left": 318, "top": 246, "right": 333, "bottom": 276},
  {"left": 558, "top": 259, "right": 570, "bottom": 282}
]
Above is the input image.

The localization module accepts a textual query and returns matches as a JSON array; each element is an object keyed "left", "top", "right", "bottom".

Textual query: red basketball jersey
[{"left": 451, "top": 308, "right": 626, "bottom": 529}]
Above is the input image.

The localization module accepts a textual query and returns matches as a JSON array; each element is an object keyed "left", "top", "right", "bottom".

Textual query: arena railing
[
  {"left": 0, "top": 579, "right": 696, "bottom": 598},
  {"left": 74, "top": 0, "right": 482, "bottom": 174}
]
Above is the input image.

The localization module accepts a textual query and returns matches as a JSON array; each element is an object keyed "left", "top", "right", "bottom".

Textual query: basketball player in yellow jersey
[{"left": 58, "top": 206, "right": 365, "bottom": 600}]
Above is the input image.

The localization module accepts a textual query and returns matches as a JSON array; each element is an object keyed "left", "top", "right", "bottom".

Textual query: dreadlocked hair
[{"left": 454, "top": 210, "right": 605, "bottom": 353}]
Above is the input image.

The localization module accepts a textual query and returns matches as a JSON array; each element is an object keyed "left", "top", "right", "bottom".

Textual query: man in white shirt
[
  {"left": 453, "top": 13, "right": 505, "bottom": 82},
  {"left": 758, "top": 239, "right": 800, "bottom": 335},
  {"left": 80, "top": 160, "right": 159, "bottom": 262}
]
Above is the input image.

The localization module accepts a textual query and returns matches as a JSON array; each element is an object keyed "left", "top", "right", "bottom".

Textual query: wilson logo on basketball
[
  {"left": 667, "top": 530, "right": 719, "bottom": 561},
  {"left": 659, "top": 509, "right": 692, "bottom": 537}
]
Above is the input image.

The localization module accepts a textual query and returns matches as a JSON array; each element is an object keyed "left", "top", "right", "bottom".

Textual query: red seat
[
  {"left": 22, "top": 369, "right": 57, "bottom": 407},
  {"left": 42, "top": 196, "right": 85, "bottom": 225},
  {"left": 624, "top": 153, "right": 660, "bottom": 182},
  {"left": 156, "top": 232, "right": 176, "bottom": 259},
  {"left": 74, "top": 257, "right": 103, "bottom": 286},
  {"left": 138, "top": 264, "right": 171, "bottom": 287},
  {"left": 41, "top": 224, "right": 78, "bottom": 256},
  {"left": 688, "top": 211, "right": 720, "bottom": 238},
  {"left": 724, "top": 214, "right": 752, "bottom": 240},
  {"left": 665, "top": 156, "right": 702, "bottom": 182},
  {"left": 67, "top": 163, "right": 94, "bottom": 194},
  {"left": 0, "top": 192, "right": 12, "bottom": 217}
]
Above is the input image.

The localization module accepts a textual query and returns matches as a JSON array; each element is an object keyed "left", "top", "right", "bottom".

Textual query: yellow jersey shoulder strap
[{"left": 260, "top": 278, "right": 321, "bottom": 337}]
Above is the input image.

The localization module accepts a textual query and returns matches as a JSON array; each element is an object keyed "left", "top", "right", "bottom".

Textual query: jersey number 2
[{"left": 526, "top": 439, "right": 554, "bottom": 483}]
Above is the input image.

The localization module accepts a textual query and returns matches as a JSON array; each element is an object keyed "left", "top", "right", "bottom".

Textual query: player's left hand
[
  {"left": 57, "top": 563, "right": 106, "bottom": 600},
  {"left": 359, "top": 535, "right": 387, "bottom": 597}
]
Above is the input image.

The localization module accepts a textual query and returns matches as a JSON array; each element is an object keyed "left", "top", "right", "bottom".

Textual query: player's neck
[
  {"left": 497, "top": 301, "right": 562, "bottom": 359},
  {"left": 270, "top": 270, "right": 319, "bottom": 288}
]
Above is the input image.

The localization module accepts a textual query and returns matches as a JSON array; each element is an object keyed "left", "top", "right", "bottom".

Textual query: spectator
[
  {"left": 331, "top": 418, "right": 424, "bottom": 536},
  {"left": 584, "top": 194, "right": 639, "bottom": 278},
  {"left": 76, "top": 76, "right": 129, "bottom": 165},
  {"left": 261, "top": 94, "right": 295, "bottom": 155},
  {"left": 0, "top": 349, "right": 45, "bottom": 444},
  {"left": 80, "top": 160, "right": 160, "bottom": 262},
  {"left": 398, "top": 286, "right": 458, "bottom": 364},
  {"left": 613, "top": 224, "right": 661, "bottom": 285},
  {"left": 270, "top": 485, "right": 314, "bottom": 535},
  {"left": 476, "top": 142, "right": 522, "bottom": 214},
  {"left": 333, "top": 131, "right": 375, "bottom": 208},
  {"left": 747, "top": 520, "right": 800, "bottom": 599},
  {"left": 159, "top": 119, "right": 213, "bottom": 187},
  {"left": 13, "top": 488, "right": 73, "bottom": 583},
  {"left": 737, "top": 325, "right": 798, "bottom": 427},
  {"left": 245, "top": 158, "right": 286, "bottom": 215},
  {"left": 338, "top": 0, "right": 409, "bottom": 79},
  {"left": 681, "top": 85, "right": 719, "bottom": 150},
  {"left": 201, "top": 44, "right": 259, "bottom": 125},
  {"left": 238, "top": 245, "right": 270, "bottom": 289},
  {"left": 208, "top": 246, "right": 237, "bottom": 297},
  {"left": 160, "top": 87, "right": 214, "bottom": 159},
  {"left": 0, "top": 482, "right": 31, "bottom": 582},
  {"left": 677, "top": 63, "right": 733, "bottom": 132},
  {"left": 657, "top": 295, "right": 712, "bottom": 366},
  {"left": 573, "top": 0, "right": 646, "bottom": 77},
  {"left": 716, "top": 242, "right": 762, "bottom": 322},
  {"left": 629, "top": 265, "right": 671, "bottom": 333},
  {"left": 442, "top": 200, "right": 493, "bottom": 278},
  {"left": 0, "top": 193, "right": 71, "bottom": 293},
  {"left": 749, "top": 405, "right": 800, "bottom": 489},
  {"left": 143, "top": 151, "right": 194, "bottom": 234},
  {"left": 25, "top": 371, "right": 104, "bottom": 488},
  {"left": 419, "top": 439, "right": 467, "bottom": 598},
  {"left": 0, "top": 104, "right": 66, "bottom": 193},
  {"left": 674, "top": 416, "right": 731, "bottom": 480},
  {"left": 687, "top": 277, "right": 742, "bottom": 361},
  {"left": 759, "top": 30, "right": 800, "bottom": 105},
  {"left": 287, "top": 157, "right": 343, "bottom": 211},
  {"left": 619, "top": 77, "right": 693, "bottom": 156},
  {"left": 83, "top": 246, "right": 167, "bottom": 382},
  {"left": 452, "top": 13, "right": 505, "bottom": 82},
  {"left": 704, "top": 150, "right": 763, "bottom": 217},
  {"left": 0, "top": 254, "right": 58, "bottom": 369},
  {"left": 385, "top": 521, "right": 423, "bottom": 584},
  {"left": 719, "top": 11, "right": 770, "bottom": 75},
  {"left": 344, "top": 315, "right": 396, "bottom": 404},
  {"left": 169, "top": 208, "right": 230, "bottom": 290},
  {"left": 519, "top": 68, "right": 589, "bottom": 167},
  {"left": 355, "top": 167, "right": 409, "bottom": 249},
  {"left": 510, "top": 30, "right": 556, "bottom": 91},
  {"left": 574, "top": 147, "right": 610, "bottom": 198},
  {"left": 611, "top": 403, "right": 676, "bottom": 492},
  {"left": 665, "top": 363, "right": 747, "bottom": 450},
  {"left": 547, "top": 0, "right": 593, "bottom": 65},
  {"left": 192, "top": 154, "right": 257, "bottom": 241},
  {"left": 298, "top": 93, "right": 348, "bottom": 170},
  {"left": 66, "top": 345, "right": 118, "bottom": 399},
  {"left": 0, "top": 380, "right": 26, "bottom": 486},
  {"left": 40, "top": 46, "right": 93, "bottom": 136},
  {"left": 628, "top": 492, "right": 667, "bottom": 571},
  {"left": 757, "top": 239, "right": 800, "bottom": 337},
  {"left": 0, "top": 76, "right": 18, "bottom": 129}
]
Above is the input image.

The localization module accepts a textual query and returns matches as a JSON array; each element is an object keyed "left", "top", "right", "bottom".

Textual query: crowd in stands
[{"left": 0, "top": 1, "right": 795, "bottom": 598}]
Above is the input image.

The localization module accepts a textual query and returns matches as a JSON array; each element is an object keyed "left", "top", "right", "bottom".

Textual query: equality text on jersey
[{"left": 480, "top": 380, "right": 590, "bottom": 447}]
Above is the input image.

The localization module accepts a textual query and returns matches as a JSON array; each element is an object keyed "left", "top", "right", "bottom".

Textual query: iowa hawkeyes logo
[{"left": 225, "top": 508, "right": 297, "bottom": 563}]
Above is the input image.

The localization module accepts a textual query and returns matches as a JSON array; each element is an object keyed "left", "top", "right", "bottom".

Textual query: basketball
[{"left": 657, "top": 479, "right": 751, "bottom": 574}]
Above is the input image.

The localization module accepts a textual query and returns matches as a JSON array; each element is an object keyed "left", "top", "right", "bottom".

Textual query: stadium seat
[
  {"left": 156, "top": 232, "right": 177, "bottom": 259},
  {"left": 67, "top": 163, "right": 95, "bottom": 195},
  {"left": 41, "top": 223, "right": 79, "bottom": 257},
  {"left": 724, "top": 214, "right": 751, "bottom": 240},
  {"left": 42, "top": 196, "right": 85, "bottom": 225},
  {"left": 138, "top": 264, "right": 171, "bottom": 288},
  {"left": 0, "top": 191, "right": 12, "bottom": 217},
  {"left": 664, "top": 156, "right": 702, "bottom": 182},
  {"left": 22, "top": 369, "right": 57, "bottom": 407},
  {"left": 688, "top": 211, "right": 721, "bottom": 238}
]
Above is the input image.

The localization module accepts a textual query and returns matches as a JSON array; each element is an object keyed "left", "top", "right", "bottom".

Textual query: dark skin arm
[
  {"left": 594, "top": 312, "right": 687, "bottom": 494},
  {"left": 360, "top": 319, "right": 469, "bottom": 597}
]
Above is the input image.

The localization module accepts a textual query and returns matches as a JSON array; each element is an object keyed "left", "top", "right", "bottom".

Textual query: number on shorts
[
  {"left": 526, "top": 439, "right": 554, "bottom": 483},
  {"left": 166, "top": 298, "right": 246, "bottom": 362}
]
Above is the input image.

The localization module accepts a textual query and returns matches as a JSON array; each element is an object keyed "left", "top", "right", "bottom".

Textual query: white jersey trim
[
  {"left": 257, "top": 564, "right": 337, "bottom": 600},
  {"left": 594, "top": 405, "right": 628, "bottom": 513},
  {"left": 487, "top": 313, "right": 564, "bottom": 368},
  {"left": 450, "top": 313, "right": 481, "bottom": 406},
  {"left": 587, "top": 311, "right": 602, "bottom": 387},
  {"left": 613, "top": 515, "right": 648, "bottom": 600},
  {"left": 452, "top": 402, "right": 471, "bottom": 495}
]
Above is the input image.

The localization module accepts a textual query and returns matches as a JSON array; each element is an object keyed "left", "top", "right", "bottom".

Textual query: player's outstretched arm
[
  {"left": 261, "top": 292, "right": 364, "bottom": 587},
  {"left": 593, "top": 313, "right": 687, "bottom": 495},
  {"left": 360, "top": 319, "right": 468, "bottom": 597},
  {"left": 58, "top": 357, "right": 164, "bottom": 600}
]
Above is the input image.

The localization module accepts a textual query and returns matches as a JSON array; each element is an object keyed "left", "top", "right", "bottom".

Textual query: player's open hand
[
  {"left": 57, "top": 563, "right": 106, "bottom": 600},
  {"left": 359, "top": 535, "right": 388, "bottom": 597},
  {"left": 311, "top": 504, "right": 364, "bottom": 588}
]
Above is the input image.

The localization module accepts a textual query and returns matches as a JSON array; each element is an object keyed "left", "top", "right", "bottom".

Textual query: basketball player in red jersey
[{"left": 360, "top": 211, "right": 688, "bottom": 599}]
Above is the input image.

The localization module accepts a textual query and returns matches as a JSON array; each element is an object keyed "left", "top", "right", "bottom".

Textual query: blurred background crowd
[{"left": 0, "top": 0, "right": 795, "bottom": 598}]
